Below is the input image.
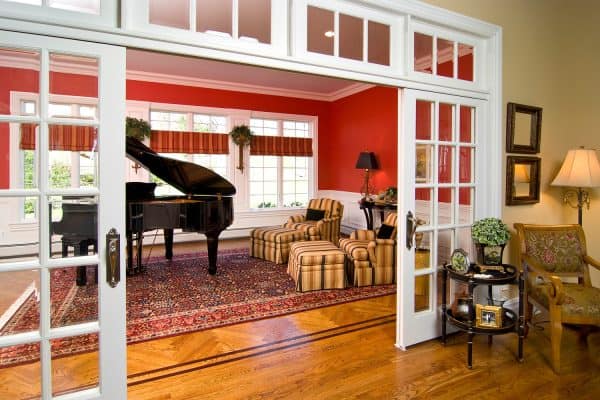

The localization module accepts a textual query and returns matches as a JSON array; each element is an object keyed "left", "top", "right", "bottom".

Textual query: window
[
  {"left": 149, "top": 110, "right": 229, "bottom": 195},
  {"left": 249, "top": 118, "right": 313, "bottom": 209},
  {"left": 18, "top": 98, "right": 97, "bottom": 220}
]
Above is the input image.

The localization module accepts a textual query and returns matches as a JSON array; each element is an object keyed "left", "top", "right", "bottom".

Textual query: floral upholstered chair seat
[{"left": 515, "top": 223, "right": 600, "bottom": 373}]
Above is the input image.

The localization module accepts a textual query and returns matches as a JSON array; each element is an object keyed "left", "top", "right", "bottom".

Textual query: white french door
[
  {"left": 397, "top": 89, "right": 488, "bottom": 348},
  {"left": 0, "top": 31, "right": 126, "bottom": 398}
]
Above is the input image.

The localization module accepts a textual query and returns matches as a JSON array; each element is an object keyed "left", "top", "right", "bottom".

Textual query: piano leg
[
  {"left": 206, "top": 230, "right": 223, "bottom": 275},
  {"left": 136, "top": 230, "right": 144, "bottom": 273},
  {"left": 164, "top": 228, "right": 174, "bottom": 260}
]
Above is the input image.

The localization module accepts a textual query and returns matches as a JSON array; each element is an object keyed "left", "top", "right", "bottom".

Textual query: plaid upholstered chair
[
  {"left": 514, "top": 223, "right": 600, "bottom": 373},
  {"left": 339, "top": 213, "right": 397, "bottom": 286},
  {"left": 284, "top": 198, "right": 344, "bottom": 244}
]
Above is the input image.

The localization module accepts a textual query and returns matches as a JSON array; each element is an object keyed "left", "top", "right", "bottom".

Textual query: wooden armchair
[
  {"left": 339, "top": 213, "right": 397, "bottom": 286},
  {"left": 514, "top": 223, "right": 600, "bottom": 373},
  {"left": 285, "top": 198, "right": 344, "bottom": 244}
]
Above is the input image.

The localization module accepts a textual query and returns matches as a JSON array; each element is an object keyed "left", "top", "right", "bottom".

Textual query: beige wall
[{"left": 423, "top": 0, "right": 600, "bottom": 266}]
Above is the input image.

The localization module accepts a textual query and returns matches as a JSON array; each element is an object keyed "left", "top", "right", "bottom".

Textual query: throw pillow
[
  {"left": 305, "top": 208, "right": 325, "bottom": 221},
  {"left": 377, "top": 224, "right": 395, "bottom": 239}
]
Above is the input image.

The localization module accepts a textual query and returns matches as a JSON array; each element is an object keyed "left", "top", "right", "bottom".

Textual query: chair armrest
[
  {"left": 584, "top": 255, "right": 600, "bottom": 271},
  {"left": 286, "top": 214, "right": 306, "bottom": 225},
  {"left": 375, "top": 238, "right": 396, "bottom": 246},
  {"left": 522, "top": 254, "right": 566, "bottom": 305},
  {"left": 350, "top": 230, "right": 376, "bottom": 240}
]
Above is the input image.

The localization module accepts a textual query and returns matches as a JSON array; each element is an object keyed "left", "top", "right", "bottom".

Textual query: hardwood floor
[{"left": 1, "top": 239, "right": 599, "bottom": 399}]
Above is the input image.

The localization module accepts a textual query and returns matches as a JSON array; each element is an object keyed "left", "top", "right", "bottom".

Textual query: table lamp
[
  {"left": 551, "top": 147, "right": 600, "bottom": 225},
  {"left": 355, "top": 151, "right": 379, "bottom": 200}
]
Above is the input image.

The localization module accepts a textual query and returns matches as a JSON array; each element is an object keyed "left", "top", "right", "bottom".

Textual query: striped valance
[
  {"left": 250, "top": 135, "right": 313, "bottom": 157},
  {"left": 150, "top": 130, "right": 229, "bottom": 154},
  {"left": 20, "top": 124, "right": 97, "bottom": 151}
]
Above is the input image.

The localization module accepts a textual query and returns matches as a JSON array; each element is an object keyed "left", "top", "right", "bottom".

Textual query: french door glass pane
[
  {"left": 0, "top": 269, "right": 40, "bottom": 335},
  {"left": 458, "top": 188, "right": 474, "bottom": 224},
  {"left": 415, "top": 100, "right": 432, "bottom": 140},
  {"left": 414, "top": 274, "right": 429, "bottom": 312},
  {"left": 149, "top": 0, "right": 190, "bottom": 29},
  {"left": 437, "top": 188, "right": 454, "bottom": 225},
  {"left": 51, "top": 333, "right": 99, "bottom": 396},
  {"left": 459, "top": 147, "right": 473, "bottom": 183},
  {"left": 368, "top": 21, "right": 390, "bottom": 66},
  {"left": 339, "top": 13, "right": 363, "bottom": 61},
  {"left": 197, "top": 0, "right": 232, "bottom": 36},
  {"left": 0, "top": 197, "right": 40, "bottom": 264},
  {"left": 458, "top": 43, "right": 474, "bottom": 81},
  {"left": 438, "top": 146, "right": 453, "bottom": 184},
  {"left": 459, "top": 105, "right": 474, "bottom": 143},
  {"left": 437, "top": 228, "right": 454, "bottom": 267},
  {"left": 0, "top": 48, "right": 39, "bottom": 116},
  {"left": 438, "top": 103, "right": 454, "bottom": 142},
  {"left": 0, "top": 344, "right": 41, "bottom": 397},
  {"left": 414, "top": 32, "right": 432, "bottom": 74},
  {"left": 307, "top": 6, "right": 334, "bottom": 56},
  {"left": 415, "top": 188, "right": 432, "bottom": 226},
  {"left": 436, "top": 38, "right": 454, "bottom": 78},
  {"left": 239, "top": 0, "right": 271, "bottom": 43},
  {"left": 50, "top": 265, "right": 98, "bottom": 328},
  {"left": 49, "top": 195, "right": 98, "bottom": 259}
]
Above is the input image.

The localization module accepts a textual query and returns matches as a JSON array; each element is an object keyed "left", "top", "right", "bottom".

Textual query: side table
[
  {"left": 441, "top": 264, "right": 525, "bottom": 368},
  {"left": 359, "top": 200, "right": 397, "bottom": 230}
]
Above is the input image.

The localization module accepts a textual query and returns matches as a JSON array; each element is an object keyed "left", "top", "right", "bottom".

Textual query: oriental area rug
[{"left": 0, "top": 249, "right": 395, "bottom": 367}]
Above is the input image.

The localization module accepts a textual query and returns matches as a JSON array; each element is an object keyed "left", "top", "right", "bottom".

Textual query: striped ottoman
[
  {"left": 250, "top": 226, "right": 305, "bottom": 264},
  {"left": 287, "top": 241, "right": 346, "bottom": 292}
]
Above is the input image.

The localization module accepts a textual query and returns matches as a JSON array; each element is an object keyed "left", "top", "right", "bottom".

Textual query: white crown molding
[{"left": 126, "top": 69, "right": 372, "bottom": 102}]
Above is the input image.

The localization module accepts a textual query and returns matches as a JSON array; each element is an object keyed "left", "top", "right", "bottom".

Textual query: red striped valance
[
  {"left": 250, "top": 135, "right": 313, "bottom": 157},
  {"left": 20, "top": 124, "right": 97, "bottom": 151},
  {"left": 150, "top": 130, "right": 229, "bottom": 154}
]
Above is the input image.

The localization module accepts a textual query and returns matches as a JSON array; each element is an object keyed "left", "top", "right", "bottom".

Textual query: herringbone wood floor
[{"left": 1, "top": 239, "right": 599, "bottom": 399}]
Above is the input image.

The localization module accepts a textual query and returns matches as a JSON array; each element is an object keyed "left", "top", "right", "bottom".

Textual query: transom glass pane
[
  {"left": 414, "top": 32, "right": 433, "bottom": 74},
  {"left": 436, "top": 38, "right": 454, "bottom": 78},
  {"left": 307, "top": 6, "right": 334, "bottom": 56},
  {"left": 339, "top": 13, "right": 363, "bottom": 61},
  {"left": 196, "top": 0, "right": 232, "bottom": 36},
  {"left": 458, "top": 43, "right": 474, "bottom": 81},
  {"left": 239, "top": 0, "right": 271, "bottom": 44},
  {"left": 368, "top": 21, "right": 390, "bottom": 66},
  {"left": 150, "top": 0, "right": 190, "bottom": 30}
]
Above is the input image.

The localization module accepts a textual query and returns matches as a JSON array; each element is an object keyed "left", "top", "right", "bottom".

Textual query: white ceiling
[{"left": 126, "top": 49, "right": 361, "bottom": 97}]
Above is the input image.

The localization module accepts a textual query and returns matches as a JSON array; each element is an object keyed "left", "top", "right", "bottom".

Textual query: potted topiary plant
[
  {"left": 229, "top": 124, "right": 253, "bottom": 173},
  {"left": 126, "top": 117, "right": 152, "bottom": 141},
  {"left": 471, "top": 217, "right": 511, "bottom": 265}
]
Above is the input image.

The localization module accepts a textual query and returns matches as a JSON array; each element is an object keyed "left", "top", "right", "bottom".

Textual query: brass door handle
[{"left": 106, "top": 228, "right": 120, "bottom": 288}]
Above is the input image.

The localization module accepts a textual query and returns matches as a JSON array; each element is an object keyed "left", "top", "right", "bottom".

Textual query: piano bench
[
  {"left": 61, "top": 235, "right": 98, "bottom": 286},
  {"left": 250, "top": 226, "right": 306, "bottom": 264},
  {"left": 287, "top": 241, "right": 347, "bottom": 292}
]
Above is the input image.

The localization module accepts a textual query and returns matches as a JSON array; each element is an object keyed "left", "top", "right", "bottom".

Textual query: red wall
[
  {"left": 319, "top": 86, "right": 398, "bottom": 193},
  {"left": 2, "top": 68, "right": 400, "bottom": 194}
]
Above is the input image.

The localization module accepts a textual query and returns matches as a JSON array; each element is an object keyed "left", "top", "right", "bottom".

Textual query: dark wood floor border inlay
[{"left": 128, "top": 314, "right": 396, "bottom": 386}]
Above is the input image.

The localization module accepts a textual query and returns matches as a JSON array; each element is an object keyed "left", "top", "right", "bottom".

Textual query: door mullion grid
[
  {"left": 452, "top": 102, "right": 460, "bottom": 250},
  {"left": 428, "top": 99, "right": 440, "bottom": 312},
  {"left": 38, "top": 47, "right": 52, "bottom": 400}
]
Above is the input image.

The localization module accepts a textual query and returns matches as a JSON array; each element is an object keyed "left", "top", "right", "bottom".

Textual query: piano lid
[{"left": 126, "top": 137, "right": 236, "bottom": 196}]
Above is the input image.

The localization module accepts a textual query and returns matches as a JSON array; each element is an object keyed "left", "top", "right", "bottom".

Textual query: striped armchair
[
  {"left": 284, "top": 198, "right": 344, "bottom": 244},
  {"left": 339, "top": 213, "right": 397, "bottom": 286}
]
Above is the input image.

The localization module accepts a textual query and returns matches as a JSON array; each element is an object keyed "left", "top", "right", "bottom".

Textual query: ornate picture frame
[
  {"left": 506, "top": 102, "right": 542, "bottom": 154},
  {"left": 476, "top": 304, "right": 503, "bottom": 328},
  {"left": 506, "top": 156, "right": 541, "bottom": 205}
]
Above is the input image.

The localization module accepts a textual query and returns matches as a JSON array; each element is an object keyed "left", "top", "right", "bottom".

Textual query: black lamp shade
[{"left": 355, "top": 152, "right": 379, "bottom": 170}]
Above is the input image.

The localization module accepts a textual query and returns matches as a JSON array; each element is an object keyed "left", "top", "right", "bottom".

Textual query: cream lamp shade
[
  {"left": 551, "top": 148, "right": 600, "bottom": 188},
  {"left": 551, "top": 147, "right": 600, "bottom": 225}
]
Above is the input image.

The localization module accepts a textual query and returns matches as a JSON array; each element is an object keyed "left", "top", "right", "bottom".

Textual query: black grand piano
[{"left": 126, "top": 137, "right": 236, "bottom": 275}]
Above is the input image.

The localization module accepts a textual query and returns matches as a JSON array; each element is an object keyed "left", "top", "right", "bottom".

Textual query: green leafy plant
[
  {"left": 471, "top": 217, "right": 511, "bottom": 246},
  {"left": 126, "top": 117, "right": 152, "bottom": 140},
  {"left": 229, "top": 124, "right": 253, "bottom": 145},
  {"left": 257, "top": 201, "right": 276, "bottom": 208}
]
